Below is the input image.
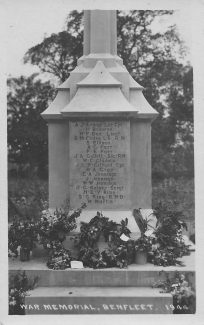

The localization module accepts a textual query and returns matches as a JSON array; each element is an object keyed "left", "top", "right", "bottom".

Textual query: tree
[
  {"left": 7, "top": 74, "right": 55, "bottom": 177},
  {"left": 14, "top": 10, "right": 193, "bottom": 179},
  {"left": 24, "top": 11, "right": 83, "bottom": 82}
]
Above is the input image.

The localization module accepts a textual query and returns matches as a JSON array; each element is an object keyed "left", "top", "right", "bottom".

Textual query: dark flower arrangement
[
  {"left": 8, "top": 203, "right": 192, "bottom": 269},
  {"left": 74, "top": 212, "right": 135, "bottom": 268},
  {"left": 37, "top": 202, "right": 86, "bottom": 269},
  {"left": 78, "top": 247, "right": 107, "bottom": 269},
  {"left": 9, "top": 271, "right": 39, "bottom": 315},
  {"left": 133, "top": 208, "right": 156, "bottom": 254},
  {"left": 8, "top": 217, "right": 38, "bottom": 260},
  {"left": 46, "top": 240, "right": 72, "bottom": 270},
  {"left": 134, "top": 235, "right": 153, "bottom": 252},
  {"left": 8, "top": 203, "right": 86, "bottom": 268},
  {"left": 37, "top": 202, "right": 87, "bottom": 249},
  {"left": 103, "top": 242, "right": 135, "bottom": 268},
  {"left": 153, "top": 271, "right": 196, "bottom": 314},
  {"left": 75, "top": 212, "right": 130, "bottom": 247},
  {"left": 148, "top": 203, "right": 191, "bottom": 266}
]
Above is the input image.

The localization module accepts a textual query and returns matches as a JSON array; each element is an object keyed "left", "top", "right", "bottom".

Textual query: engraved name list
[{"left": 69, "top": 121, "right": 130, "bottom": 209}]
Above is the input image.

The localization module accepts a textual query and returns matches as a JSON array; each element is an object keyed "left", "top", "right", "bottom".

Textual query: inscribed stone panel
[{"left": 69, "top": 120, "right": 130, "bottom": 209}]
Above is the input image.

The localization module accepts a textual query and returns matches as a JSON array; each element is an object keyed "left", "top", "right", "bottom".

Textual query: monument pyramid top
[
  {"left": 42, "top": 10, "right": 158, "bottom": 121},
  {"left": 61, "top": 60, "right": 138, "bottom": 117},
  {"left": 77, "top": 61, "right": 121, "bottom": 87}
]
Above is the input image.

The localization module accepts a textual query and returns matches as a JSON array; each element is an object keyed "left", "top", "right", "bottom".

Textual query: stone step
[
  {"left": 10, "top": 268, "right": 164, "bottom": 287},
  {"left": 9, "top": 268, "right": 195, "bottom": 289},
  {"left": 9, "top": 254, "right": 195, "bottom": 287},
  {"left": 24, "top": 286, "right": 173, "bottom": 314}
]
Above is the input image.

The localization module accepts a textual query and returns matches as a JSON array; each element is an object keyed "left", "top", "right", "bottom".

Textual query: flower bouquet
[
  {"left": 37, "top": 203, "right": 86, "bottom": 250},
  {"left": 8, "top": 217, "right": 38, "bottom": 261},
  {"left": 153, "top": 271, "right": 196, "bottom": 314},
  {"left": 9, "top": 271, "right": 38, "bottom": 314},
  {"left": 46, "top": 240, "right": 72, "bottom": 270},
  {"left": 134, "top": 233, "right": 153, "bottom": 264}
]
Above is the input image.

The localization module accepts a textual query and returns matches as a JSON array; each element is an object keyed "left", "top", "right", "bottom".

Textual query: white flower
[
  {"left": 48, "top": 209, "right": 55, "bottom": 217},
  {"left": 9, "top": 300, "right": 16, "bottom": 306},
  {"left": 152, "top": 244, "right": 158, "bottom": 251},
  {"left": 144, "top": 230, "right": 155, "bottom": 237}
]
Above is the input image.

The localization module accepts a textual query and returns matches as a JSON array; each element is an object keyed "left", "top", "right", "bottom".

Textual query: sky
[{"left": 3, "top": 0, "right": 193, "bottom": 78}]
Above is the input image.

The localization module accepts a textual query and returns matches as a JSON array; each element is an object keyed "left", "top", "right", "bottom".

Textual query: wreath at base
[{"left": 9, "top": 203, "right": 192, "bottom": 270}]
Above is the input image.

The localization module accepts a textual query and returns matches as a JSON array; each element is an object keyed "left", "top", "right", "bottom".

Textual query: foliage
[
  {"left": 77, "top": 212, "right": 112, "bottom": 248},
  {"left": 74, "top": 212, "right": 132, "bottom": 268},
  {"left": 24, "top": 10, "right": 83, "bottom": 82},
  {"left": 46, "top": 240, "right": 72, "bottom": 270},
  {"left": 133, "top": 208, "right": 156, "bottom": 253},
  {"left": 36, "top": 203, "right": 86, "bottom": 269},
  {"left": 8, "top": 177, "right": 48, "bottom": 221},
  {"left": 151, "top": 65, "right": 193, "bottom": 180},
  {"left": 135, "top": 235, "right": 153, "bottom": 253},
  {"left": 8, "top": 217, "right": 38, "bottom": 256},
  {"left": 119, "top": 218, "right": 132, "bottom": 237},
  {"left": 152, "top": 177, "right": 194, "bottom": 223},
  {"left": 74, "top": 206, "right": 190, "bottom": 268},
  {"left": 153, "top": 271, "right": 196, "bottom": 313},
  {"left": 108, "top": 244, "right": 129, "bottom": 268},
  {"left": 78, "top": 247, "right": 107, "bottom": 269},
  {"left": 147, "top": 203, "right": 191, "bottom": 266},
  {"left": 8, "top": 199, "right": 192, "bottom": 269},
  {"left": 133, "top": 208, "right": 154, "bottom": 234},
  {"left": 148, "top": 248, "right": 185, "bottom": 267},
  {"left": 153, "top": 202, "right": 188, "bottom": 246},
  {"left": 7, "top": 74, "right": 55, "bottom": 177},
  {"left": 102, "top": 244, "right": 130, "bottom": 269},
  {"left": 24, "top": 10, "right": 180, "bottom": 83},
  {"left": 37, "top": 202, "right": 86, "bottom": 249},
  {"left": 74, "top": 212, "right": 138, "bottom": 268},
  {"left": 9, "top": 271, "right": 39, "bottom": 315},
  {"left": 78, "top": 242, "right": 134, "bottom": 269},
  {"left": 76, "top": 212, "right": 129, "bottom": 249}
]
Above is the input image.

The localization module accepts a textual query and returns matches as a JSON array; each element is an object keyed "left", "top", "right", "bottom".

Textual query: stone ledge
[
  {"left": 27, "top": 286, "right": 171, "bottom": 297},
  {"left": 24, "top": 286, "right": 173, "bottom": 314},
  {"left": 9, "top": 252, "right": 195, "bottom": 271},
  {"left": 9, "top": 254, "right": 195, "bottom": 288}
]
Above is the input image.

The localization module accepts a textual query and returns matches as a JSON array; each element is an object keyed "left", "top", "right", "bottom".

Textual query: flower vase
[
  {"left": 32, "top": 242, "right": 47, "bottom": 258},
  {"left": 135, "top": 250, "right": 147, "bottom": 265},
  {"left": 97, "top": 234, "right": 108, "bottom": 252},
  {"left": 58, "top": 231, "right": 66, "bottom": 242},
  {"left": 20, "top": 247, "right": 30, "bottom": 262}
]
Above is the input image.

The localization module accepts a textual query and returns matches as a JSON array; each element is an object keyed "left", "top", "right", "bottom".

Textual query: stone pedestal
[{"left": 41, "top": 10, "right": 158, "bottom": 230}]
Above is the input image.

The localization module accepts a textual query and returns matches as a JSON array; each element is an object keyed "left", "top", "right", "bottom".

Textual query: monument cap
[{"left": 77, "top": 61, "right": 121, "bottom": 87}]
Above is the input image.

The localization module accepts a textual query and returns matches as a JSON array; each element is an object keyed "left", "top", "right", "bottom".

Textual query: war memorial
[{"left": 9, "top": 10, "right": 195, "bottom": 315}]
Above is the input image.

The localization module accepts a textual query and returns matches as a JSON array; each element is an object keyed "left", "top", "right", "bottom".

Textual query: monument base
[
  {"left": 24, "top": 286, "right": 173, "bottom": 314},
  {"left": 9, "top": 253, "right": 195, "bottom": 315}
]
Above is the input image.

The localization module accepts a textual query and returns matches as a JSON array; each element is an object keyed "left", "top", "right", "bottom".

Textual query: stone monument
[{"left": 41, "top": 10, "right": 158, "bottom": 232}]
